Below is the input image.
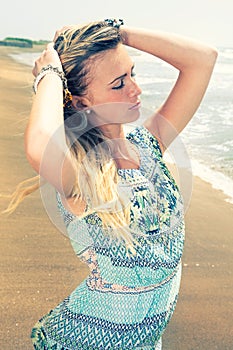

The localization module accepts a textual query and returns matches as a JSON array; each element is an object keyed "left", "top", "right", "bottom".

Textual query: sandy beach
[{"left": 0, "top": 47, "right": 233, "bottom": 350}]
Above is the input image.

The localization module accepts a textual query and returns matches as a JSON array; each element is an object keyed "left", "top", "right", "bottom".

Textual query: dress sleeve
[
  {"left": 126, "top": 125, "right": 163, "bottom": 161},
  {"left": 127, "top": 125, "right": 180, "bottom": 191}
]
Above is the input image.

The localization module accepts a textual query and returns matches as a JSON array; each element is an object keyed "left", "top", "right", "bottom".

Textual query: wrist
[
  {"left": 120, "top": 25, "right": 129, "bottom": 45},
  {"left": 33, "top": 64, "right": 66, "bottom": 94},
  {"left": 32, "top": 64, "right": 72, "bottom": 108},
  {"left": 120, "top": 25, "right": 141, "bottom": 47}
]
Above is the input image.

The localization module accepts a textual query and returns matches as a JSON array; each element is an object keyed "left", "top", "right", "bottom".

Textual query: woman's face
[
  {"left": 87, "top": 44, "right": 142, "bottom": 105},
  {"left": 82, "top": 44, "right": 142, "bottom": 126}
]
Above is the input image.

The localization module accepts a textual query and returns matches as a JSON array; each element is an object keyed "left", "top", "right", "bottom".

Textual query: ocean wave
[
  {"left": 218, "top": 49, "right": 233, "bottom": 60},
  {"left": 137, "top": 76, "right": 175, "bottom": 85},
  {"left": 213, "top": 63, "right": 233, "bottom": 74},
  {"left": 9, "top": 52, "right": 38, "bottom": 67},
  {"left": 191, "top": 159, "right": 233, "bottom": 204},
  {"left": 141, "top": 90, "right": 161, "bottom": 96},
  {"left": 163, "top": 152, "right": 233, "bottom": 205},
  {"left": 209, "top": 143, "right": 232, "bottom": 153}
]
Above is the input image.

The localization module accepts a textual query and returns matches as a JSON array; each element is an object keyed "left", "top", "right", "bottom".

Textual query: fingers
[
  {"left": 33, "top": 23, "right": 78, "bottom": 77},
  {"left": 53, "top": 29, "right": 62, "bottom": 42},
  {"left": 53, "top": 25, "right": 76, "bottom": 42},
  {"left": 53, "top": 27, "right": 68, "bottom": 42},
  {"left": 32, "top": 65, "right": 37, "bottom": 77},
  {"left": 47, "top": 42, "right": 55, "bottom": 50},
  {"left": 32, "top": 43, "right": 62, "bottom": 77}
]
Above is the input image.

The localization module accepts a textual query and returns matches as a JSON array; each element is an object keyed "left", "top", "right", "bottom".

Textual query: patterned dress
[{"left": 31, "top": 126, "right": 185, "bottom": 350}]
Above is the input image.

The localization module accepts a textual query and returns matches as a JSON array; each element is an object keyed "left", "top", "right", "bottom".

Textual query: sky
[{"left": 1, "top": 0, "right": 232, "bottom": 47}]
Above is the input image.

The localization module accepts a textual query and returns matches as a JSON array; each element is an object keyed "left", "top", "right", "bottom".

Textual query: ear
[{"left": 72, "top": 95, "right": 92, "bottom": 110}]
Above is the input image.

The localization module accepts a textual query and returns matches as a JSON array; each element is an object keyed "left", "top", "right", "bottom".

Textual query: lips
[{"left": 128, "top": 101, "right": 141, "bottom": 110}]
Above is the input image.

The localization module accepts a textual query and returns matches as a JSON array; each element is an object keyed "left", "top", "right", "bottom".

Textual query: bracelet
[
  {"left": 104, "top": 18, "right": 124, "bottom": 29},
  {"left": 32, "top": 64, "right": 67, "bottom": 94}
]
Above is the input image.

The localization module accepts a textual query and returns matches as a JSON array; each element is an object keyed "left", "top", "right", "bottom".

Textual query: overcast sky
[{"left": 1, "top": 0, "right": 232, "bottom": 47}]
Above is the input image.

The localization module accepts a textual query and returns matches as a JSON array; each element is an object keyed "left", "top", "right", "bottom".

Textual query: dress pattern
[{"left": 31, "top": 126, "right": 185, "bottom": 349}]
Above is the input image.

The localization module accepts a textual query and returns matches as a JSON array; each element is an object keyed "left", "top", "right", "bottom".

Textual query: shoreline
[{"left": 0, "top": 47, "right": 233, "bottom": 349}]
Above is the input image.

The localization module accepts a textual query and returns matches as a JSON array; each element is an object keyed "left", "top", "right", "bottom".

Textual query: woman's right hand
[{"left": 32, "top": 42, "right": 63, "bottom": 77}]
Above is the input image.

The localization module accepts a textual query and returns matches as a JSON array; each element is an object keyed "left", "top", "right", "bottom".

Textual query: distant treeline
[{"left": 0, "top": 37, "right": 49, "bottom": 48}]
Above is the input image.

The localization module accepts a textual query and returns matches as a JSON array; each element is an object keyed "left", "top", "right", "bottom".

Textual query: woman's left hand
[{"left": 52, "top": 25, "right": 76, "bottom": 43}]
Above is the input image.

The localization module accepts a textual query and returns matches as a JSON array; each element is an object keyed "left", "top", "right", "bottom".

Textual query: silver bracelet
[{"left": 33, "top": 64, "right": 67, "bottom": 94}]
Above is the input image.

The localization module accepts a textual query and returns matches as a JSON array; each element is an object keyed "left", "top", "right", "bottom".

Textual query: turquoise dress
[{"left": 31, "top": 126, "right": 185, "bottom": 349}]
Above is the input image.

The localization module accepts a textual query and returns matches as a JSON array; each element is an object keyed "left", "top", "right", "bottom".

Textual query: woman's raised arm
[
  {"left": 24, "top": 43, "right": 75, "bottom": 197},
  {"left": 121, "top": 26, "right": 218, "bottom": 148}
]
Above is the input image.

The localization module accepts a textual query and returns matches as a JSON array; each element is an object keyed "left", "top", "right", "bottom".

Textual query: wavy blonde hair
[{"left": 4, "top": 21, "right": 136, "bottom": 247}]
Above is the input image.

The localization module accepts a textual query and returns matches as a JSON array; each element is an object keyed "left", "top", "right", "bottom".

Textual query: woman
[{"left": 23, "top": 19, "right": 217, "bottom": 349}]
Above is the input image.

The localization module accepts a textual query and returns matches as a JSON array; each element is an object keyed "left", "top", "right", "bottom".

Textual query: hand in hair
[
  {"left": 32, "top": 42, "right": 63, "bottom": 78},
  {"left": 53, "top": 25, "right": 77, "bottom": 42}
]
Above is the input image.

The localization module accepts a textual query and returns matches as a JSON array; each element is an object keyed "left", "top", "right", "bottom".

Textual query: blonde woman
[{"left": 15, "top": 20, "right": 217, "bottom": 349}]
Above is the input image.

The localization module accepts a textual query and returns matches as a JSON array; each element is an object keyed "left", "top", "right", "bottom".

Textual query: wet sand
[{"left": 0, "top": 47, "right": 232, "bottom": 349}]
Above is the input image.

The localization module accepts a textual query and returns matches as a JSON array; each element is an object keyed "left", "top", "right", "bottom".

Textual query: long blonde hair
[{"left": 4, "top": 21, "right": 135, "bottom": 247}]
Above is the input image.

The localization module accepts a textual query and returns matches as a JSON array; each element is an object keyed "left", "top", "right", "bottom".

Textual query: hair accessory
[
  {"left": 63, "top": 88, "right": 73, "bottom": 108},
  {"left": 104, "top": 19, "right": 124, "bottom": 29}
]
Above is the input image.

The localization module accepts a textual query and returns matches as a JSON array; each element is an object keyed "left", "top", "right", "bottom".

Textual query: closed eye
[
  {"left": 112, "top": 79, "right": 125, "bottom": 90},
  {"left": 111, "top": 68, "right": 136, "bottom": 90}
]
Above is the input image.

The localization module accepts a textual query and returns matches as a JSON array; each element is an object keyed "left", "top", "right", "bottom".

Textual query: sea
[{"left": 9, "top": 46, "right": 233, "bottom": 204}]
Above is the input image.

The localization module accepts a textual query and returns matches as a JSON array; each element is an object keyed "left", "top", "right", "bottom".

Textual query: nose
[{"left": 128, "top": 79, "right": 142, "bottom": 98}]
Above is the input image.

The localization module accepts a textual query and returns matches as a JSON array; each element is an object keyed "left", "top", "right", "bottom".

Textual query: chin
[
  {"left": 121, "top": 106, "right": 141, "bottom": 125},
  {"left": 88, "top": 102, "right": 141, "bottom": 127},
  {"left": 126, "top": 109, "right": 140, "bottom": 123}
]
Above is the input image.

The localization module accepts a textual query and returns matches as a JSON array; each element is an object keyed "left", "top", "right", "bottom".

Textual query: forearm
[
  {"left": 25, "top": 73, "right": 75, "bottom": 196},
  {"left": 25, "top": 73, "right": 67, "bottom": 166},
  {"left": 121, "top": 26, "right": 217, "bottom": 71},
  {"left": 122, "top": 26, "right": 218, "bottom": 144}
]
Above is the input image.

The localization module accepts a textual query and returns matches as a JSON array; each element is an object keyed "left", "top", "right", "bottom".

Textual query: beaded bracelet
[
  {"left": 32, "top": 64, "right": 72, "bottom": 107},
  {"left": 104, "top": 18, "right": 124, "bottom": 29},
  {"left": 33, "top": 64, "right": 67, "bottom": 94}
]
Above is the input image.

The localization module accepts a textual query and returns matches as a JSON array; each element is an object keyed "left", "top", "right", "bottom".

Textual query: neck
[
  {"left": 99, "top": 123, "right": 140, "bottom": 169},
  {"left": 99, "top": 123, "right": 125, "bottom": 139}
]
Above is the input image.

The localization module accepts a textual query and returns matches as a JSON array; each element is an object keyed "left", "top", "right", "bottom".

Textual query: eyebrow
[
  {"left": 108, "top": 64, "right": 135, "bottom": 85},
  {"left": 108, "top": 73, "right": 127, "bottom": 85}
]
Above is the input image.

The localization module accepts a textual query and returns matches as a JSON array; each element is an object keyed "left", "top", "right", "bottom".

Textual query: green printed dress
[{"left": 31, "top": 126, "right": 185, "bottom": 349}]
